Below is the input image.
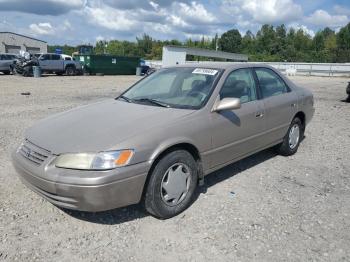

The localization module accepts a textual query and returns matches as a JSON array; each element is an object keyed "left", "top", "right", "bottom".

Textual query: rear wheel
[
  {"left": 276, "top": 117, "right": 303, "bottom": 156},
  {"left": 3, "top": 70, "right": 10, "bottom": 75},
  {"left": 144, "top": 150, "right": 198, "bottom": 219},
  {"left": 65, "top": 66, "right": 76, "bottom": 76}
]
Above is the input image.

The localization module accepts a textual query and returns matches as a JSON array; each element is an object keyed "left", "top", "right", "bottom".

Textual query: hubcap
[
  {"left": 289, "top": 124, "right": 300, "bottom": 149},
  {"left": 160, "top": 163, "right": 191, "bottom": 206}
]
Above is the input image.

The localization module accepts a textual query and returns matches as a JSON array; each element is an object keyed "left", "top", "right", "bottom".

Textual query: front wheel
[
  {"left": 144, "top": 150, "right": 198, "bottom": 219},
  {"left": 65, "top": 66, "right": 76, "bottom": 76},
  {"left": 276, "top": 117, "right": 304, "bottom": 156}
]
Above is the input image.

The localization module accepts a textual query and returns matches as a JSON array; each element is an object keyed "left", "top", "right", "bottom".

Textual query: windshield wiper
[
  {"left": 118, "top": 95, "right": 133, "bottom": 103},
  {"left": 134, "top": 98, "right": 170, "bottom": 108}
]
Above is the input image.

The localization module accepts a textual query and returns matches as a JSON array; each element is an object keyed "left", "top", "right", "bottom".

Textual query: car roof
[{"left": 168, "top": 62, "right": 275, "bottom": 71}]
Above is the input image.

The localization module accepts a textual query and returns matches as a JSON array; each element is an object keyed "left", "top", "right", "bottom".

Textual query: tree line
[{"left": 49, "top": 23, "right": 350, "bottom": 63}]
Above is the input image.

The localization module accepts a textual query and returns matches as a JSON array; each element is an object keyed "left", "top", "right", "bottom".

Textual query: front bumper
[{"left": 12, "top": 149, "right": 150, "bottom": 212}]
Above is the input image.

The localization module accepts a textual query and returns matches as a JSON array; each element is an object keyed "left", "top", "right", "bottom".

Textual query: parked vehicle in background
[
  {"left": 0, "top": 53, "right": 18, "bottom": 74},
  {"left": 140, "top": 65, "right": 156, "bottom": 75},
  {"left": 12, "top": 64, "right": 315, "bottom": 219},
  {"left": 38, "top": 53, "right": 82, "bottom": 76},
  {"left": 12, "top": 53, "right": 39, "bottom": 77}
]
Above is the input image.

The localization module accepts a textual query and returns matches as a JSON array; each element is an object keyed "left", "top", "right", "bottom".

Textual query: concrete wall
[{"left": 0, "top": 32, "right": 47, "bottom": 54}]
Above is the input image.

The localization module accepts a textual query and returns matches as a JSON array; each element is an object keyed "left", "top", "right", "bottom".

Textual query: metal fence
[{"left": 145, "top": 60, "right": 350, "bottom": 77}]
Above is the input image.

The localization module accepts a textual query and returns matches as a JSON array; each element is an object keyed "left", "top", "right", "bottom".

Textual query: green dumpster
[{"left": 75, "top": 55, "right": 140, "bottom": 75}]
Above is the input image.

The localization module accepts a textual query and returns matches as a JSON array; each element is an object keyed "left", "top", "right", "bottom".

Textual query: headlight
[{"left": 54, "top": 150, "right": 134, "bottom": 170}]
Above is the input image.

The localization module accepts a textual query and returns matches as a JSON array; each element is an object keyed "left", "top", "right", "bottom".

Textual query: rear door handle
[
  {"left": 255, "top": 112, "right": 264, "bottom": 118},
  {"left": 291, "top": 103, "right": 296, "bottom": 107}
]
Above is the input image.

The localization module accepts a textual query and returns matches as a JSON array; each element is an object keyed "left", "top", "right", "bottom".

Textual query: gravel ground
[{"left": 0, "top": 74, "right": 349, "bottom": 262}]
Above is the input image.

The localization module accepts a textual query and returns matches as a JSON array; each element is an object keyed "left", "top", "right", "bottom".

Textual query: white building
[
  {"left": 0, "top": 32, "right": 47, "bottom": 54},
  {"left": 162, "top": 45, "right": 248, "bottom": 67}
]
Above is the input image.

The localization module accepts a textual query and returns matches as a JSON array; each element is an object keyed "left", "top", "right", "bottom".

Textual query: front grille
[{"left": 18, "top": 139, "right": 51, "bottom": 166}]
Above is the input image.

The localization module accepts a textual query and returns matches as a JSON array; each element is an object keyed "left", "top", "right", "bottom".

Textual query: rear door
[
  {"left": 210, "top": 68, "right": 266, "bottom": 168},
  {"left": 254, "top": 67, "right": 298, "bottom": 145},
  {"left": 50, "top": 54, "right": 63, "bottom": 71},
  {"left": 0, "top": 55, "right": 5, "bottom": 70},
  {"left": 0, "top": 55, "right": 14, "bottom": 71}
]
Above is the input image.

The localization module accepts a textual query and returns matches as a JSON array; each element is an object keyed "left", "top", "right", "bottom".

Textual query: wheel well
[
  {"left": 65, "top": 64, "right": 76, "bottom": 69},
  {"left": 294, "top": 111, "right": 306, "bottom": 129},
  {"left": 141, "top": 143, "right": 202, "bottom": 200}
]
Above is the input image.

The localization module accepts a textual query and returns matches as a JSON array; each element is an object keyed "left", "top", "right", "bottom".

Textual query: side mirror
[{"left": 213, "top": 97, "right": 241, "bottom": 112}]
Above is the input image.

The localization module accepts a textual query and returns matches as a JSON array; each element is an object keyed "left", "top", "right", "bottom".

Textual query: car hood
[{"left": 26, "top": 99, "right": 194, "bottom": 154}]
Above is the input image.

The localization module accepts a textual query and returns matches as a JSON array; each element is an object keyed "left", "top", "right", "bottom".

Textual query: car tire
[
  {"left": 65, "top": 66, "right": 76, "bottom": 76},
  {"left": 276, "top": 117, "right": 304, "bottom": 156},
  {"left": 144, "top": 150, "right": 198, "bottom": 219},
  {"left": 3, "top": 70, "right": 10, "bottom": 75}
]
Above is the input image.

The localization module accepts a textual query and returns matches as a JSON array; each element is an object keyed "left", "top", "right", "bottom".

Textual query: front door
[
  {"left": 38, "top": 54, "right": 51, "bottom": 70},
  {"left": 210, "top": 68, "right": 266, "bottom": 169}
]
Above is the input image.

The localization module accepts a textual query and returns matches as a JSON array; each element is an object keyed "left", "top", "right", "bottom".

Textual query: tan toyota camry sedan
[{"left": 12, "top": 63, "right": 314, "bottom": 218}]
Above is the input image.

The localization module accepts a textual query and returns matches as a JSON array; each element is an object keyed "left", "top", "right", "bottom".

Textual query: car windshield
[{"left": 120, "top": 67, "right": 222, "bottom": 109}]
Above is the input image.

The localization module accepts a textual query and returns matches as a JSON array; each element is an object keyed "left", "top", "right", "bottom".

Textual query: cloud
[
  {"left": 1, "top": 0, "right": 348, "bottom": 45},
  {"left": 334, "top": 5, "right": 350, "bottom": 16},
  {"left": 221, "top": 0, "right": 302, "bottom": 24},
  {"left": 83, "top": 5, "right": 137, "bottom": 32},
  {"left": 29, "top": 22, "right": 55, "bottom": 35},
  {"left": 175, "top": 2, "right": 216, "bottom": 24},
  {"left": 0, "top": 0, "right": 84, "bottom": 15},
  {"left": 103, "top": 0, "right": 153, "bottom": 10},
  {"left": 103, "top": 0, "right": 191, "bottom": 10},
  {"left": 62, "top": 20, "right": 72, "bottom": 31},
  {"left": 305, "top": 9, "right": 349, "bottom": 28},
  {"left": 80, "top": 0, "right": 218, "bottom": 38},
  {"left": 288, "top": 23, "right": 315, "bottom": 37},
  {"left": 29, "top": 20, "right": 73, "bottom": 36}
]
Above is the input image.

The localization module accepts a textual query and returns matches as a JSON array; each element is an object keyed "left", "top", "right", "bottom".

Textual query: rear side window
[
  {"left": 51, "top": 55, "right": 61, "bottom": 60},
  {"left": 255, "top": 68, "right": 288, "bottom": 98},
  {"left": 220, "top": 68, "right": 257, "bottom": 104}
]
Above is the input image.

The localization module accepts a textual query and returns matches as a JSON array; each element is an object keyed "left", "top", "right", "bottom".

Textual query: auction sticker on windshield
[{"left": 192, "top": 68, "right": 218, "bottom": 75}]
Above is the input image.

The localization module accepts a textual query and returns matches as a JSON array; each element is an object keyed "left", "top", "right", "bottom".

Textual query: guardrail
[
  {"left": 265, "top": 62, "right": 350, "bottom": 77},
  {"left": 145, "top": 60, "right": 350, "bottom": 77}
]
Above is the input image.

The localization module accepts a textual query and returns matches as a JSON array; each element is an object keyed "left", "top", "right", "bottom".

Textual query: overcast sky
[{"left": 0, "top": 0, "right": 349, "bottom": 45}]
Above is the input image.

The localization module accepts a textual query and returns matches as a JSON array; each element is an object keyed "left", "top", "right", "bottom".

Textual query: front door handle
[{"left": 255, "top": 112, "right": 264, "bottom": 118}]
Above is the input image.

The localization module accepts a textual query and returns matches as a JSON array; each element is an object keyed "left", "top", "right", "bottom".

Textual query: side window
[
  {"left": 255, "top": 68, "right": 288, "bottom": 98},
  {"left": 220, "top": 69, "right": 257, "bottom": 103},
  {"left": 51, "top": 55, "right": 61, "bottom": 60},
  {"left": 41, "top": 54, "right": 50, "bottom": 60}
]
